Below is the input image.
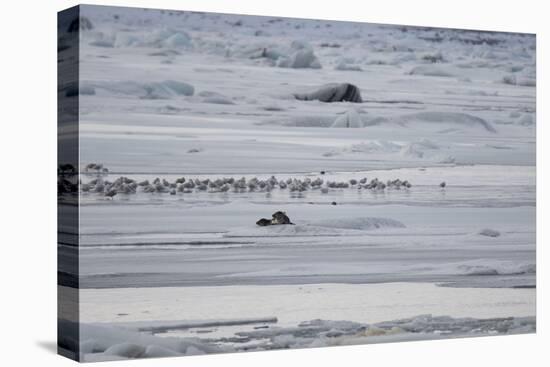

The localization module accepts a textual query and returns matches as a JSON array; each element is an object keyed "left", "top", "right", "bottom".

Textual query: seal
[
  {"left": 256, "top": 218, "right": 272, "bottom": 226},
  {"left": 271, "top": 211, "right": 293, "bottom": 225}
]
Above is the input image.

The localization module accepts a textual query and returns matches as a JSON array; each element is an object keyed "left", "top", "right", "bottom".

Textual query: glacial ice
[
  {"left": 331, "top": 109, "right": 363, "bottom": 128},
  {"left": 278, "top": 49, "right": 322, "bottom": 69}
]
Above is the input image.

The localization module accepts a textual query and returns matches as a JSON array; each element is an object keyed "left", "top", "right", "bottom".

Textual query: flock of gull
[
  {"left": 58, "top": 164, "right": 453, "bottom": 199},
  {"left": 79, "top": 172, "right": 415, "bottom": 199}
]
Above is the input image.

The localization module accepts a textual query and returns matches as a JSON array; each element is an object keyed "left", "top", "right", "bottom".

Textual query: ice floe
[{"left": 67, "top": 313, "right": 535, "bottom": 360}]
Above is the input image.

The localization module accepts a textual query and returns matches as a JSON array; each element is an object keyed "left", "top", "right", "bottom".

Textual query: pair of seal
[{"left": 256, "top": 211, "right": 294, "bottom": 226}]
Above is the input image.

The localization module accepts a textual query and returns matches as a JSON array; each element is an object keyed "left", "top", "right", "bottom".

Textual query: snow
[
  {"left": 393, "top": 112, "right": 497, "bottom": 133},
  {"left": 224, "top": 217, "right": 404, "bottom": 237},
  {"left": 225, "top": 224, "right": 351, "bottom": 237},
  {"left": 408, "top": 65, "right": 455, "bottom": 77},
  {"left": 308, "top": 217, "right": 405, "bottom": 230}
]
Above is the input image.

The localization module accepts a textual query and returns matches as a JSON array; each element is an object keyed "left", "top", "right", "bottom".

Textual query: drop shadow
[{"left": 36, "top": 340, "right": 58, "bottom": 354}]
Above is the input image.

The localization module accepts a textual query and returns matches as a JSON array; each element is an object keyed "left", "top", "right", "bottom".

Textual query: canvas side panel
[{"left": 57, "top": 5, "right": 81, "bottom": 362}]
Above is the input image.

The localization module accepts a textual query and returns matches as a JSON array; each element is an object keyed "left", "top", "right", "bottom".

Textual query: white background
[{"left": 0, "top": 0, "right": 547, "bottom": 365}]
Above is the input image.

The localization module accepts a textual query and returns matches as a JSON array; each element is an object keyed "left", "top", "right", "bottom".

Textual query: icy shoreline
[
  {"left": 71, "top": 314, "right": 535, "bottom": 361},
  {"left": 63, "top": 282, "right": 535, "bottom": 361}
]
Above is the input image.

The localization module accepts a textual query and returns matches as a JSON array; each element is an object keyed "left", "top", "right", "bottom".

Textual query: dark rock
[{"left": 294, "top": 83, "right": 362, "bottom": 103}]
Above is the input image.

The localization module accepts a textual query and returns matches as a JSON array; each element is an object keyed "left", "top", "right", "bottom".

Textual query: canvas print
[{"left": 58, "top": 4, "right": 536, "bottom": 362}]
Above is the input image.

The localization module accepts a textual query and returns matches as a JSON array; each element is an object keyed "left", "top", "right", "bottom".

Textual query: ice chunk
[
  {"left": 114, "top": 33, "right": 141, "bottom": 47},
  {"left": 266, "top": 114, "right": 335, "bottom": 127},
  {"left": 144, "top": 345, "right": 181, "bottom": 358},
  {"left": 121, "top": 317, "right": 279, "bottom": 333},
  {"left": 68, "top": 318, "right": 226, "bottom": 360},
  {"left": 420, "top": 259, "right": 536, "bottom": 276},
  {"left": 156, "top": 80, "right": 194, "bottom": 96},
  {"left": 90, "top": 80, "right": 194, "bottom": 99},
  {"left": 502, "top": 74, "right": 536, "bottom": 87},
  {"left": 335, "top": 60, "right": 362, "bottom": 71},
  {"left": 309, "top": 217, "right": 406, "bottom": 230},
  {"left": 147, "top": 28, "right": 192, "bottom": 48},
  {"left": 478, "top": 228, "right": 501, "bottom": 237},
  {"left": 198, "top": 91, "right": 235, "bottom": 105},
  {"left": 400, "top": 143, "right": 424, "bottom": 158},
  {"left": 103, "top": 343, "right": 146, "bottom": 358},
  {"left": 111, "top": 28, "right": 192, "bottom": 49},
  {"left": 346, "top": 140, "right": 401, "bottom": 153},
  {"left": 394, "top": 112, "right": 496, "bottom": 133},
  {"left": 518, "top": 114, "right": 534, "bottom": 126},
  {"left": 164, "top": 32, "right": 192, "bottom": 48},
  {"left": 408, "top": 65, "right": 455, "bottom": 77},
  {"left": 331, "top": 109, "right": 363, "bottom": 128},
  {"left": 278, "top": 49, "right": 321, "bottom": 69}
]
